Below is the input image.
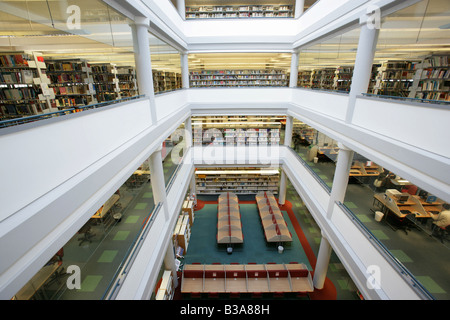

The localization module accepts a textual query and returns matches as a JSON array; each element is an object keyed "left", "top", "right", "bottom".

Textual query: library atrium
[{"left": 0, "top": 0, "right": 449, "bottom": 302}]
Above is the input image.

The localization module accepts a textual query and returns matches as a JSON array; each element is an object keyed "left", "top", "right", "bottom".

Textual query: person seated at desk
[{"left": 431, "top": 204, "right": 450, "bottom": 228}]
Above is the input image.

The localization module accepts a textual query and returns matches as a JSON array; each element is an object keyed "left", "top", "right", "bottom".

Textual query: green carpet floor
[{"left": 184, "top": 203, "right": 312, "bottom": 268}]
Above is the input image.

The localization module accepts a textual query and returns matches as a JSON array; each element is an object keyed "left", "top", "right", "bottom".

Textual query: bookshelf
[
  {"left": 46, "top": 59, "right": 97, "bottom": 108},
  {"left": 190, "top": 69, "right": 288, "bottom": 87},
  {"left": 185, "top": 4, "right": 294, "bottom": 19},
  {"left": 153, "top": 70, "right": 182, "bottom": 93},
  {"left": 408, "top": 53, "right": 450, "bottom": 102},
  {"left": 0, "top": 52, "right": 56, "bottom": 119},
  {"left": 297, "top": 70, "right": 312, "bottom": 88},
  {"left": 372, "top": 61, "right": 417, "bottom": 97},
  {"left": 155, "top": 270, "right": 174, "bottom": 300},
  {"left": 195, "top": 167, "right": 280, "bottom": 194},
  {"left": 333, "top": 66, "right": 353, "bottom": 92},
  {"left": 91, "top": 63, "right": 121, "bottom": 102},
  {"left": 116, "top": 66, "right": 138, "bottom": 98}
]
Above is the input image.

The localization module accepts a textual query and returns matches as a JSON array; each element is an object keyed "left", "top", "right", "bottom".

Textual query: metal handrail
[
  {"left": 361, "top": 93, "right": 450, "bottom": 105},
  {"left": 102, "top": 202, "right": 163, "bottom": 300},
  {"left": 0, "top": 95, "right": 145, "bottom": 129},
  {"left": 337, "top": 201, "right": 435, "bottom": 300}
]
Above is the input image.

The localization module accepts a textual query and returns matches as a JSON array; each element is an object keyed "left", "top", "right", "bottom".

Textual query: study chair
[
  {"left": 432, "top": 224, "right": 450, "bottom": 243},
  {"left": 78, "top": 223, "right": 95, "bottom": 246},
  {"left": 45, "top": 249, "right": 66, "bottom": 287}
]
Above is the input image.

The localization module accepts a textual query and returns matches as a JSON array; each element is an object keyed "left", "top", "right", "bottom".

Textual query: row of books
[
  {"left": 191, "top": 70, "right": 286, "bottom": 75},
  {"left": 0, "top": 54, "right": 31, "bottom": 68},
  {"left": 415, "top": 91, "right": 450, "bottom": 101},
  {"left": 52, "top": 85, "right": 91, "bottom": 96},
  {"left": 190, "top": 81, "right": 287, "bottom": 86},
  {"left": 418, "top": 80, "right": 450, "bottom": 91},
  {"left": 47, "top": 62, "right": 84, "bottom": 72},
  {"left": 186, "top": 5, "right": 292, "bottom": 12},
  {"left": 0, "top": 87, "right": 38, "bottom": 101},
  {"left": 1, "top": 103, "right": 44, "bottom": 115},
  {"left": 48, "top": 73, "right": 85, "bottom": 84},
  {"left": 0, "top": 70, "right": 34, "bottom": 84},
  {"left": 420, "top": 68, "right": 450, "bottom": 79},
  {"left": 190, "top": 75, "right": 287, "bottom": 80},
  {"left": 421, "top": 56, "right": 449, "bottom": 68}
]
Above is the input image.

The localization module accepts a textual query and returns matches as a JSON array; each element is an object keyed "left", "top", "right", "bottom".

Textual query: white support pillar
[
  {"left": 180, "top": 53, "right": 189, "bottom": 89},
  {"left": 295, "top": 0, "right": 305, "bottom": 18},
  {"left": 184, "top": 116, "right": 192, "bottom": 148},
  {"left": 284, "top": 115, "right": 293, "bottom": 148},
  {"left": 149, "top": 146, "right": 169, "bottom": 220},
  {"left": 278, "top": 170, "right": 287, "bottom": 205},
  {"left": 346, "top": 19, "right": 380, "bottom": 123},
  {"left": 190, "top": 173, "right": 197, "bottom": 206},
  {"left": 131, "top": 16, "right": 157, "bottom": 124},
  {"left": 177, "top": 0, "right": 186, "bottom": 20},
  {"left": 313, "top": 143, "right": 354, "bottom": 289},
  {"left": 289, "top": 51, "right": 299, "bottom": 88},
  {"left": 313, "top": 233, "right": 333, "bottom": 290},
  {"left": 327, "top": 142, "right": 354, "bottom": 218},
  {"left": 164, "top": 241, "right": 179, "bottom": 288}
]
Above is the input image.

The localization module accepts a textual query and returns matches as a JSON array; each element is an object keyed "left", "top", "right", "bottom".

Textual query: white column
[
  {"left": 185, "top": 116, "right": 192, "bottom": 148},
  {"left": 190, "top": 173, "right": 197, "bottom": 205},
  {"left": 313, "top": 233, "right": 333, "bottom": 290},
  {"left": 346, "top": 21, "right": 380, "bottom": 123},
  {"left": 149, "top": 146, "right": 169, "bottom": 220},
  {"left": 327, "top": 142, "right": 354, "bottom": 218},
  {"left": 313, "top": 143, "right": 353, "bottom": 289},
  {"left": 164, "top": 241, "right": 179, "bottom": 288},
  {"left": 180, "top": 53, "right": 189, "bottom": 89},
  {"left": 284, "top": 115, "right": 293, "bottom": 148},
  {"left": 131, "top": 16, "right": 157, "bottom": 124},
  {"left": 295, "top": 0, "right": 305, "bottom": 18},
  {"left": 289, "top": 51, "right": 299, "bottom": 88},
  {"left": 177, "top": 0, "right": 186, "bottom": 20},
  {"left": 278, "top": 170, "right": 287, "bottom": 205}
]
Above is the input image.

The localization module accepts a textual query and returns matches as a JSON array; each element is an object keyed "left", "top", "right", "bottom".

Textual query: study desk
[
  {"left": 224, "top": 265, "right": 247, "bottom": 293},
  {"left": 285, "top": 263, "right": 314, "bottom": 292},
  {"left": 203, "top": 265, "right": 226, "bottom": 293},
  {"left": 373, "top": 193, "right": 430, "bottom": 219},
  {"left": 245, "top": 264, "right": 270, "bottom": 293},
  {"left": 265, "top": 264, "right": 291, "bottom": 292},
  {"left": 181, "top": 264, "right": 204, "bottom": 293},
  {"left": 91, "top": 194, "right": 120, "bottom": 219},
  {"left": 13, "top": 261, "right": 60, "bottom": 300}
]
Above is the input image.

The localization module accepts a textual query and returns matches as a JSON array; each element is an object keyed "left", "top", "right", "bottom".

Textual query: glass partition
[
  {"left": 150, "top": 34, "right": 182, "bottom": 94},
  {"left": 292, "top": 118, "right": 337, "bottom": 189},
  {"left": 342, "top": 154, "right": 450, "bottom": 300},
  {"left": 0, "top": 0, "right": 138, "bottom": 119},
  {"left": 12, "top": 157, "right": 155, "bottom": 300}
]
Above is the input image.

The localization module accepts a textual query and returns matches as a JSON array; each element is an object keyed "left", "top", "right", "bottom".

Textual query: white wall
[
  {"left": 291, "top": 88, "right": 349, "bottom": 121},
  {"left": 352, "top": 97, "right": 450, "bottom": 158},
  {"left": 0, "top": 98, "right": 152, "bottom": 223}
]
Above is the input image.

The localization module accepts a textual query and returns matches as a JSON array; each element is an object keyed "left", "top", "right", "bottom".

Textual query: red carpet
[{"left": 168, "top": 198, "right": 337, "bottom": 300}]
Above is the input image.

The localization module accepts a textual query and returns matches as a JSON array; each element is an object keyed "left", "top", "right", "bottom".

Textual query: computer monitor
[
  {"left": 418, "top": 190, "right": 428, "bottom": 199},
  {"left": 426, "top": 195, "right": 437, "bottom": 204},
  {"left": 398, "top": 194, "right": 409, "bottom": 203}
]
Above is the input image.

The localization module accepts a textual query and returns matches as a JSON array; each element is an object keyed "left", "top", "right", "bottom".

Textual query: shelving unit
[
  {"left": 173, "top": 214, "right": 191, "bottom": 256},
  {"left": 333, "top": 66, "right": 354, "bottom": 92},
  {"left": 46, "top": 58, "right": 97, "bottom": 108},
  {"left": 91, "top": 63, "right": 121, "bottom": 102},
  {"left": 195, "top": 167, "right": 280, "bottom": 195},
  {"left": 0, "top": 52, "right": 56, "bottom": 119},
  {"left": 190, "top": 69, "right": 288, "bottom": 87},
  {"left": 116, "top": 66, "right": 138, "bottom": 98},
  {"left": 297, "top": 70, "right": 312, "bottom": 88},
  {"left": 372, "top": 61, "right": 417, "bottom": 97},
  {"left": 155, "top": 270, "right": 174, "bottom": 300},
  {"left": 153, "top": 70, "right": 182, "bottom": 93},
  {"left": 185, "top": 5, "right": 294, "bottom": 19},
  {"left": 408, "top": 53, "right": 450, "bottom": 102}
]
